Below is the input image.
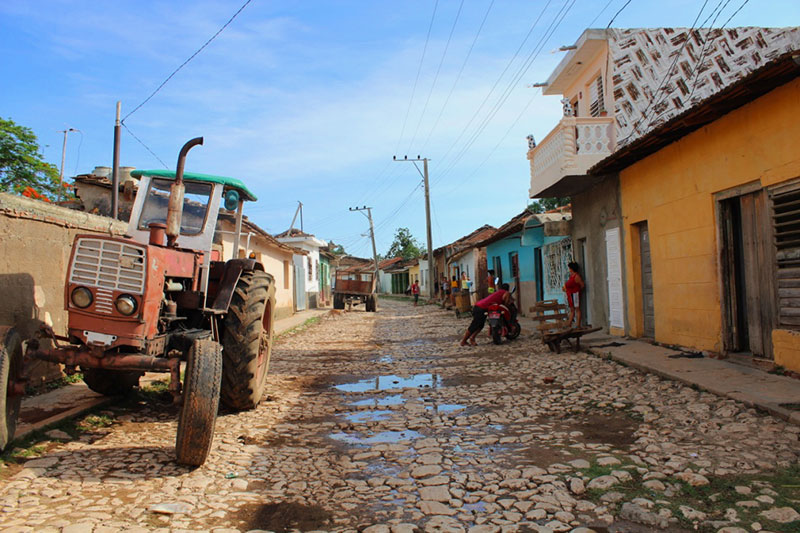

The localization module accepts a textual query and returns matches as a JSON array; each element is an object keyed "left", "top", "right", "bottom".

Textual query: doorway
[
  {"left": 534, "top": 247, "right": 544, "bottom": 302},
  {"left": 637, "top": 222, "right": 655, "bottom": 338},
  {"left": 719, "top": 190, "right": 773, "bottom": 358},
  {"left": 509, "top": 251, "right": 521, "bottom": 310}
]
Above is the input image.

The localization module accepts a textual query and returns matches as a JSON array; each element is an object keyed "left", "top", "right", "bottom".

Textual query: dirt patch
[
  {"left": 567, "top": 411, "right": 640, "bottom": 448},
  {"left": 517, "top": 443, "right": 580, "bottom": 467},
  {"left": 233, "top": 501, "right": 333, "bottom": 532}
]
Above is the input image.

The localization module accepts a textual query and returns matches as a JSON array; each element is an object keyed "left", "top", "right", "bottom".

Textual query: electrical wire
[
  {"left": 394, "top": 0, "right": 440, "bottom": 156},
  {"left": 434, "top": 0, "right": 576, "bottom": 185},
  {"left": 619, "top": 0, "right": 710, "bottom": 144},
  {"left": 431, "top": 0, "right": 554, "bottom": 176},
  {"left": 405, "top": 0, "right": 465, "bottom": 154},
  {"left": 72, "top": 130, "right": 83, "bottom": 175},
  {"left": 122, "top": 0, "right": 254, "bottom": 122},
  {"left": 588, "top": 0, "right": 615, "bottom": 28},
  {"left": 121, "top": 123, "right": 169, "bottom": 168},
  {"left": 418, "top": 0, "right": 495, "bottom": 152},
  {"left": 605, "top": 0, "right": 635, "bottom": 28}
]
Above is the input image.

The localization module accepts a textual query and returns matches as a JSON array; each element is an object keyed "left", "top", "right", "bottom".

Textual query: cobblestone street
[{"left": 1, "top": 299, "right": 799, "bottom": 533}]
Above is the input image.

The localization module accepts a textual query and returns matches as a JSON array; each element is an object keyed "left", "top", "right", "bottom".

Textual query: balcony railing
[{"left": 528, "top": 116, "right": 615, "bottom": 197}]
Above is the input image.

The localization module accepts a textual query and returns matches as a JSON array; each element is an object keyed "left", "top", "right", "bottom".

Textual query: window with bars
[
  {"left": 308, "top": 256, "right": 313, "bottom": 281},
  {"left": 589, "top": 75, "right": 605, "bottom": 117},
  {"left": 772, "top": 181, "right": 800, "bottom": 329}
]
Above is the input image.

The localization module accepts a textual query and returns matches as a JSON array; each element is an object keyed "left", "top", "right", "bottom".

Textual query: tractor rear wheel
[
  {"left": 176, "top": 338, "right": 222, "bottom": 466},
  {"left": 83, "top": 369, "right": 141, "bottom": 396},
  {"left": 221, "top": 270, "right": 276, "bottom": 411},
  {"left": 0, "top": 329, "right": 23, "bottom": 451},
  {"left": 366, "top": 294, "right": 377, "bottom": 312}
]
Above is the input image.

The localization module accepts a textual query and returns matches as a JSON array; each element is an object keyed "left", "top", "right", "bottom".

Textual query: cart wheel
[{"left": 0, "top": 329, "right": 23, "bottom": 451}]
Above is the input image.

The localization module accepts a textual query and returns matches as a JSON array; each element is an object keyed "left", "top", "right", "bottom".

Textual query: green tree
[
  {"left": 528, "top": 197, "right": 570, "bottom": 214},
  {"left": 0, "top": 117, "right": 61, "bottom": 200},
  {"left": 386, "top": 227, "right": 422, "bottom": 259}
]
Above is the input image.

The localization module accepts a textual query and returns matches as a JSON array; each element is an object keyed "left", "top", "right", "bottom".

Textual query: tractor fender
[{"left": 211, "top": 259, "right": 265, "bottom": 312}]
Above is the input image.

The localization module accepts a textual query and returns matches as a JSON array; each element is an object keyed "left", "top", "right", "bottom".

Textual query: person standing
[
  {"left": 563, "top": 262, "right": 585, "bottom": 328},
  {"left": 411, "top": 280, "right": 420, "bottom": 306},
  {"left": 460, "top": 283, "right": 510, "bottom": 346}
]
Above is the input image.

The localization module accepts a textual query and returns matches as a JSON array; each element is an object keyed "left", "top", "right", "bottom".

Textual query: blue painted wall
[{"left": 485, "top": 226, "right": 567, "bottom": 306}]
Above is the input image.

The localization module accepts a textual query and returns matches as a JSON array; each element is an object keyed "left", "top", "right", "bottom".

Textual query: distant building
[{"left": 275, "top": 228, "right": 328, "bottom": 310}]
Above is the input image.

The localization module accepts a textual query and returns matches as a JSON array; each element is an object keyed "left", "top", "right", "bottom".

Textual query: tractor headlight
[
  {"left": 115, "top": 295, "right": 138, "bottom": 316},
  {"left": 71, "top": 287, "right": 93, "bottom": 308}
]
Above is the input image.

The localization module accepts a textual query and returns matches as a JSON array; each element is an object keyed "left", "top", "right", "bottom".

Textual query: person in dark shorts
[
  {"left": 460, "top": 283, "right": 510, "bottom": 346},
  {"left": 411, "top": 280, "right": 420, "bottom": 306}
]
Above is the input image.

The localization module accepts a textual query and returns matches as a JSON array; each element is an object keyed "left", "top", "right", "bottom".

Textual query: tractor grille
[{"left": 69, "top": 238, "right": 146, "bottom": 294}]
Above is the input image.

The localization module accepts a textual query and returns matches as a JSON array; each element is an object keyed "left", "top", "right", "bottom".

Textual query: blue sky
[{"left": 2, "top": 0, "right": 799, "bottom": 257}]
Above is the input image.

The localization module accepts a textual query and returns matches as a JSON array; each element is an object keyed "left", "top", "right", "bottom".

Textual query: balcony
[{"left": 528, "top": 116, "right": 616, "bottom": 198}]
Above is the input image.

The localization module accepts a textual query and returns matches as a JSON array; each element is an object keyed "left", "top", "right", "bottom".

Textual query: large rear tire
[
  {"left": 176, "top": 338, "right": 222, "bottom": 467},
  {"left": 83, "top": 369, "right": 141, "bottom": 396},
  {"left": 333, "top": 293, "right": 345, "bottom": 310},
  {"left": 0, "top": 329, "right": 23, "bottom": 451},
  {"left": 366, "top": 295, "right": 377, "bottom": 312},
  {"left": 221, "top": 270, "right": 276, "bottom": 411}
]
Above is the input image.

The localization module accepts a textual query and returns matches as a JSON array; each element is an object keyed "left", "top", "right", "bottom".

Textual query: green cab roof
[{"left": 130, "top": 169, "right": 257, "bottom": 201}]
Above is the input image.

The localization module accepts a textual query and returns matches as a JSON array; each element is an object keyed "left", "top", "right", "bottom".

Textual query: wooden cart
[{"left": 530, "top": 300, "right": 601, "bottom": 353}]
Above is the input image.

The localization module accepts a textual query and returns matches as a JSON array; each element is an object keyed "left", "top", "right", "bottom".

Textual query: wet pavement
[{"left": 1, "top": 300, "right": 799, "bottom": 532}]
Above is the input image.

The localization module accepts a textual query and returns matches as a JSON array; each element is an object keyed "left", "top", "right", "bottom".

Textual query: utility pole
[
  {"left": 349, "top": 206, "right": 380, "bottom": 289},
  {"left": 288, "top": 201, "right": 303, "bottom": 233},
  {"left": 393, "top": 155, "right": 434, "bottom": 299},
  {"left": 58, "top": 127, "right": 78, "bottom": 203},
  {"left": 111, "top": 101, "right": 121, "bottom": 219}
]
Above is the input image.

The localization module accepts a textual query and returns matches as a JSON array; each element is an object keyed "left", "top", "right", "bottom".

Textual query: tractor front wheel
[
  {"left": 83, "top": 369, "right": 141, "bottom": 396},
  {"left": 0, "top": 329, "right": 23, "bottom": 451},
  {"left": 175, "top": 338, "right": 222, "bottom": 466},
  {"left": 221, "top": 270, "right": 276, "bottom": 411}
]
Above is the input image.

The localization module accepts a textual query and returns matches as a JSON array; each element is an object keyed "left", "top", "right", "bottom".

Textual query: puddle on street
[
  {"left": 425, "top": 403, "right": 466, "bottom": 413},
  {"left": 350, "top": 395, "right": 405, "bottom": 407},
  {"left": 329, "top": 430, "right": 422, "bottom": 445},
  {"left": 344, "top": 410, "right": 393, "bottom": 423},
  {"left": 376, "top": 354, "right": 393, "bottom": 363},
  {"left": 334, "top": 374, "right": 438, "bottom": 393}
]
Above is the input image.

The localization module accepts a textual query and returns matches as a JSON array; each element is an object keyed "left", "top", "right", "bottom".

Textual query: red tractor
[{"left": 0, "top": 138, "right": 277, "bottom": 466}]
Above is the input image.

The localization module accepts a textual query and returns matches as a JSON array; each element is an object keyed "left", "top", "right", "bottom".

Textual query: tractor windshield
[{"left": 138, "top": 178, "right": 212, "bottom": 235}]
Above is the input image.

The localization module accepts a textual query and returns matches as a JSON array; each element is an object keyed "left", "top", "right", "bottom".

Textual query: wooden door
[
  {"left": 719, "top": 189, "right": 775, "bottom": 358},
  {"left": 739, "top": 191, "right": 774, "bottom": 357},
  {"left": 639, "top": 223, "right": 655, "bottom": 338}
]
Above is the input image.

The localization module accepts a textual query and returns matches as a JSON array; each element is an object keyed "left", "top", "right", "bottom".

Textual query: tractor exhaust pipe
[{"left": 166, "top": 136, "right": 204, "bottom": 247}]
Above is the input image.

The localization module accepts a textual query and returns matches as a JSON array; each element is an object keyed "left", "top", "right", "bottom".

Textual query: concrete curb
[{"left": 586, "top": 346, "right": 800, "bottom": 426}]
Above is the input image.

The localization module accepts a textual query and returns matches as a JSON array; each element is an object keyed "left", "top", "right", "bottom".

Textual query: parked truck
[
  {"left": 0, "top": 138, "right": 277, "bottom": 466},
  {"left": 333, "top": 269, "right": 377, "bottom": 312}
]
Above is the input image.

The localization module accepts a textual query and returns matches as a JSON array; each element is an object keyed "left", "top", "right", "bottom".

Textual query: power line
[
  {"left": 620, "top": 0, "right": 710, "bottom": 144},
  {"left": 419, "top": 0, "right": 496, "bottom": 152},
  {"left": 122, "top": 0, "right": 253, "bottom": 122},
  {"left": 121, "top": 123, "right": 169, "bottom": 168},
  {"left": 405, "top": 0, "right": 465, "bottom": 154},
  {"left": 606, "top": 0, "right": 635, "bottom": 28},
  {"left": 435, "top": 0, "right": 576, "bottom": 185},
  {"left": 394, "top": 0, "right": 440, "bottom": 156},
  {"left": 588, "top": 0, "right": 615, "bottom": 28},
  {"left": 431, "top": 0, "right": 555, "bottom": 175}
]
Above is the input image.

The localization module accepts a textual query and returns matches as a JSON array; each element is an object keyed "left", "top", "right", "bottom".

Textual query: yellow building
[{"left": 592, "top": 53, "right": 800, "bottom": 370}]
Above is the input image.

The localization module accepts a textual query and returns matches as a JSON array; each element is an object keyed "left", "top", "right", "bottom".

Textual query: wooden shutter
[
  {"left": 772, "top": 181, "right": 800, "bottom": 328},
  {"left": 589, "top": 75, "right": 605, "bottom": 117}
]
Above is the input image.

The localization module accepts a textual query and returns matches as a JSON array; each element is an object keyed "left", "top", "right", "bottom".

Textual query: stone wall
[{"left": 0, "top": 193, "right": 127, "bottom": 385}]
